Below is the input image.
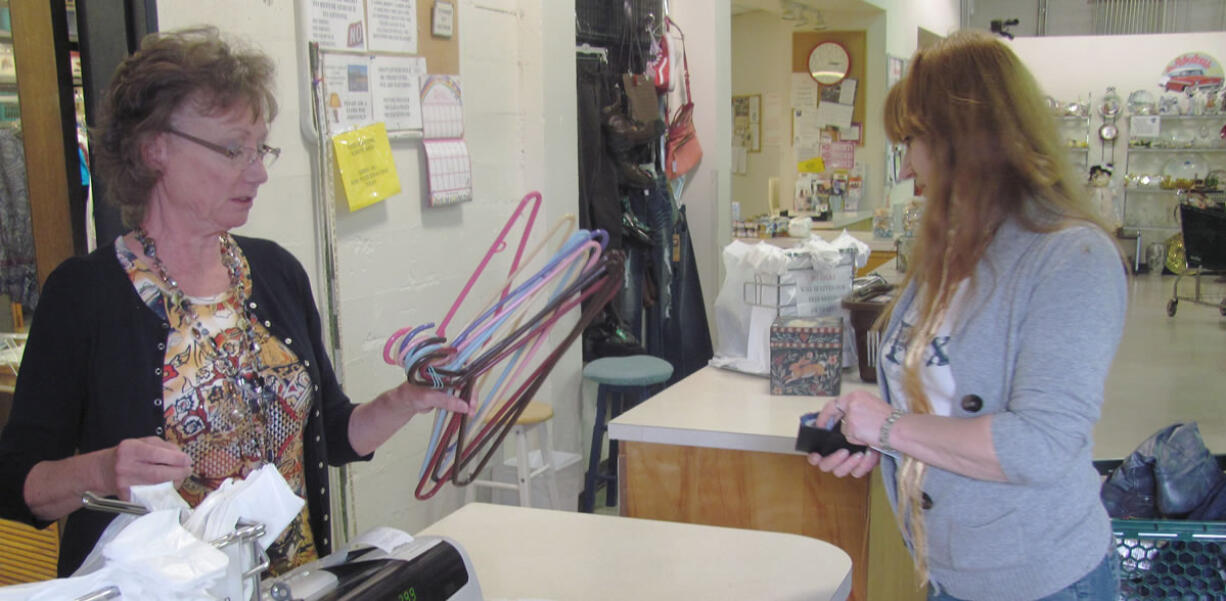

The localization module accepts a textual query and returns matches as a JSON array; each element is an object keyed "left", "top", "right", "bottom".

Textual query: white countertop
[
  {"left": 418, "top": 503, "right": 852, "bottom": 601},
  {"left": 608, "top": 366, "right": 875, "bottom": 455}
]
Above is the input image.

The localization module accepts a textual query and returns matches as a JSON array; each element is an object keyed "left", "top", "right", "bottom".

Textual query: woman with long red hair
[{"left": 810, "top": 31, "right": 1127, "bottom": 601}]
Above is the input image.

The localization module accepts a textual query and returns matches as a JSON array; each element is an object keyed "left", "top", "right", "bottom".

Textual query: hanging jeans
[
  {"left": 661, "top": 204, "right": 713, "bottom": 383},
  {"left": 630, "top": 182, "right": 674, "bottom": 357},
  {"left": 576, "top": 57, "right": 622, "bottom": 250}
]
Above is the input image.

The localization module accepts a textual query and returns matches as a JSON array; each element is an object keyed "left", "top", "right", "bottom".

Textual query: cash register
[{"left": 260, "top": 534, "right": 483, "bottom": 601}]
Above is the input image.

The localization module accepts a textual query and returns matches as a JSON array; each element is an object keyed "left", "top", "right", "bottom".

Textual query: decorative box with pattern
[{"left": 770, "top": 316, "right": 843, "bottom": 396}]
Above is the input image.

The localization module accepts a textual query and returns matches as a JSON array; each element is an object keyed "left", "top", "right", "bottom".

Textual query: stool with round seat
[
  {"left": 466, "top": 401, "right": 560, "bottom": 509},
  {"left": 580, "top": 354, "right": 673, "bottom": 513}
]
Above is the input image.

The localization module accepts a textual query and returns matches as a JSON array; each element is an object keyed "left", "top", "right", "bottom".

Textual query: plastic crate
[{"left": 1113, "top": 519, "right": 1226, "bottom": 600}]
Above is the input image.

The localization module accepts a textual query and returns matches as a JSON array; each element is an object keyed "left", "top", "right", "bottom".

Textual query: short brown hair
[{"left": 93, "top": 26, "right": 277, "bottom": 227}]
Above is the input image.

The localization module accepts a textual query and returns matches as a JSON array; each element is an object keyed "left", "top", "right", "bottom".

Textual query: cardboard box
[{"left": 770, "top": 316, "right": 843, "bottom": 396}]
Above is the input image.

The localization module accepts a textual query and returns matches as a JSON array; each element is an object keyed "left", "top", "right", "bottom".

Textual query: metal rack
[
  {"left": 72, "top": 493, "right": 269, "bottom": 601},
  {"left": 1121, "top": 114, "right": 1226, "bottom": 272}
]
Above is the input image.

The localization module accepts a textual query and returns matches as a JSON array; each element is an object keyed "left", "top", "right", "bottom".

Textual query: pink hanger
[{"left": 437, "top": 191, "right": 542, "bottom": 337}]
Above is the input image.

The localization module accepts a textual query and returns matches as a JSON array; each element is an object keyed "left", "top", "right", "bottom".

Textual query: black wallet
[{"left": 795, "top": 412, "right": 868, "bottom": 455}]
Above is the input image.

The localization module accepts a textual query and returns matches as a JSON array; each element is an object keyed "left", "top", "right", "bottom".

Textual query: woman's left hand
[{"left": 389, "top": 380, "right": 474, "bottom": 416}]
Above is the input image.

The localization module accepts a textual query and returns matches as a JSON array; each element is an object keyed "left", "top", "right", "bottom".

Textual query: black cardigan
[{"left": 0, "top": 235, "right": 368, "bottom": 576}]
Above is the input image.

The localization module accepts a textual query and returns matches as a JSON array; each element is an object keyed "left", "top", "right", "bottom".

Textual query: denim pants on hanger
[{"left": 629, "top": 183, "right": 674, "bottom": 356}]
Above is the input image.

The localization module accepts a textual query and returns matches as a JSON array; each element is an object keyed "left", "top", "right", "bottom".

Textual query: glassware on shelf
[
  {"left": 1099, "top": 87, "right": 1122, "bottom": 120},
  {"left": 1161, "top": 156, "right": 1205, "bottom": 190},
  {"left": 1127, "top": 90, "right": 1156, "bottom": 115},
  {"left": 1063, "top": 101, "right": 1088, "bottom": 118}
]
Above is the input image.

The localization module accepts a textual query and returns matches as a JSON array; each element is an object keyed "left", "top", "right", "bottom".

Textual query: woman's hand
[
  {"left": 24, "top": 437, "right": 192, "bottom": 520},
  {"left": 348, "top": 381, "right": 474, "bottom": 456},
  {"left": 387, "top": 380, "right": 473, "bottom": 416},
  {"left": 107, "top": 437, "right": 193, "bottom": 500},
  {"left": 808, "top": 447, "right": 881, "bottom": 478},
  {"left": 806, "top": 389, "right": 893, "bottom": 478}
]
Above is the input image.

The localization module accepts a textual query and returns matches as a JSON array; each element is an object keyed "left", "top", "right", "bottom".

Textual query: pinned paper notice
[
  {"left": 366, "top": 0, "right": 418, "bottom": 54},
  {"left": 1131, "top": 116, "right": 1160, "bottom": 138},
  {"left": 798, "top": 157, "right": 826, "bottom": 173},
  {"left": 333, "top": 122, "right": 402, "bottom": 211},
  {"left": 371, "top": 55, "right": 427, "bottom": 131},
  {"left": 322, "top": 53, "right": 374, "bottom": 134},
  {"left": 815, "top": 101, "right": 853, "bottom": 130}
]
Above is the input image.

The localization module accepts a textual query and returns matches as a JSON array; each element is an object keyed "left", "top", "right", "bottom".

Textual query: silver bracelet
[{"left": 879, "top": 410, "right": 905, "bottom": 452}]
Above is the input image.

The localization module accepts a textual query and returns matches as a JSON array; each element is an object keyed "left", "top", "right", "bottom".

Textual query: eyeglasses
[{"left": 165, "top": 128, "right": 281, "bottom": 169}]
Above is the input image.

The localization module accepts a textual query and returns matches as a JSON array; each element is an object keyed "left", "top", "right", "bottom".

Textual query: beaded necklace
[{"left": 134, "top": 227, "right": 276, "bottom": 464}]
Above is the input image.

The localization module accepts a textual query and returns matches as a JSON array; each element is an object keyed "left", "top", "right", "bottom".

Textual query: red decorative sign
[{"left": 1159, "top": 52, "right": 1223, "bottom": 94}]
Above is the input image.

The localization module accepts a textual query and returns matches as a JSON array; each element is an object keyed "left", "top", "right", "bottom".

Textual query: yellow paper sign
[
  {"left": 332, "top": 122, "right": 401, "bottom": 211},
  {"left": 797, "top": 157, "right": 826, "bottom": 173}
]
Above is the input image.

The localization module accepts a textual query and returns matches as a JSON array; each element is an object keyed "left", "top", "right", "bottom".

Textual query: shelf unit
[
  {"left": 1057, "top": 114, "right": 1092, "bottom": 173},
  {"left": 1121, "top": 114, "right": 1226, "bottom": 270}
]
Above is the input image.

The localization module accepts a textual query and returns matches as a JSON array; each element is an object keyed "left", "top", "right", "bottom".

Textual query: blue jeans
[{"left": 928, "top": 551, "right": 1119, "bottom": 601}]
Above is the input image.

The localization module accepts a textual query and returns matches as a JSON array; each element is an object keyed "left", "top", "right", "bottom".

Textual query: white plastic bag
[{"left": 710, "top": 232, "right": 869, "bottom": 375}]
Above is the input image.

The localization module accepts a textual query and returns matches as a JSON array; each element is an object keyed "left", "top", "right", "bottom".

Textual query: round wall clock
[{"left": 808, "top": 41, "right": 851, "bottom": 86}]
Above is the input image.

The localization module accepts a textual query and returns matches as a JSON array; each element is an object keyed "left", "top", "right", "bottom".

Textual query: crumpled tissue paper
[{"left": 0, "top": 465, "right": 305, "bottom": 600}]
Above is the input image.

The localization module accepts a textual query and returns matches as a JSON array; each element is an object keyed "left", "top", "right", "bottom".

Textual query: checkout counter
[
  {"left": 419, "top": 503, "right": 852, "bottom": 601},
  {"left": 607, "top": 264, "right": 1226, "bottom": 601}
]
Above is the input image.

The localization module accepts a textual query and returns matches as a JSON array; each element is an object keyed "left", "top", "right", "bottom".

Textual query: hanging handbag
[
  {"left": 623, "top": 72, "right": 659, "bottom": 124},
  {"left": 665, "top": 19, "right": 702, "bottom": 181}
]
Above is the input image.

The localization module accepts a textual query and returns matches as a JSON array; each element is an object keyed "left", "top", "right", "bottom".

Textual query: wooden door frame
[{"left": 11, "top": 1, "right": 79, "bottom": 287}]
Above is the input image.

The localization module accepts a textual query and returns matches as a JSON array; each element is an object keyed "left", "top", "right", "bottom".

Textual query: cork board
[
  {"left": 792, "top": 31, "right": 867, "bottom": 131},
  {"left": 418, "top": 0, "right": 458, "bottom": 74}
]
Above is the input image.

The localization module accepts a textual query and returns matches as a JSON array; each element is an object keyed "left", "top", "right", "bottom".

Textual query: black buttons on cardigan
[
  {"left": 248, "top": 302, "right": 257, "bottom": 309},
  {"left": 960, "top": 394, "right": 984, "bottom": 412},
  {"left": 157, "top": 342, "right": 165, "bottom": 351},
  {"left": 921, "top": 492, "right": 933, "bottom": 510},
  {"left": 155, "top": 426, "right": 164, "bottom": 436},
  {"left": 154, "top": 367, "right": 162, "bottom": 376},
  {"left": 153, "top": 398, "right": 162, "bottom": 407},
  {"left": 284, "top": 338, "right": 293, "bottom": 345}
]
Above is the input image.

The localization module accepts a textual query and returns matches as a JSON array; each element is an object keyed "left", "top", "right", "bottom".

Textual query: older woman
[
  {"left": 808, "top": 32, "right": 1127, "bottom": 601},
  {"left": 0, "top": 27, "right": 468, "bottom": 576}
]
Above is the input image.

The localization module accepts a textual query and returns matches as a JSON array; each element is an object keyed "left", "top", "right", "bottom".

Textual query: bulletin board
[
  {"left": 416, "top": 0, "right": 458, "bottom": 75},
  {"left": 295, "top": 0, "right": 460, "bottom": 138},
  {"left": 792, "top": 31, "right": 866, "bottom": 135}
]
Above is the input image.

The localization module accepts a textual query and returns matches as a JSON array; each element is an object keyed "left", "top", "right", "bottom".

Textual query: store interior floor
[{"left": 1098, "top": 269, "right": 1226, "bottom": 457}]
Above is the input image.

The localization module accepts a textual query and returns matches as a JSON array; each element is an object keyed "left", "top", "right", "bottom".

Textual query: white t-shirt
[{"left": 880, "top": 281, "right": 970, "bottom": 419}]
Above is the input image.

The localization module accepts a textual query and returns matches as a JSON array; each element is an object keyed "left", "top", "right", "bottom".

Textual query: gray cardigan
[{"left": 877, "top": 218, "right": 1127, "bottom": 601}]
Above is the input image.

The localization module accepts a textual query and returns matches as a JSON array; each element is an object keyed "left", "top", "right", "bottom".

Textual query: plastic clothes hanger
[
  {"left": 413, "top": 234, "right": 610, "bottom": 484},
  {"left": 383, "top": 191, "right": 624, "bottom": 499}
]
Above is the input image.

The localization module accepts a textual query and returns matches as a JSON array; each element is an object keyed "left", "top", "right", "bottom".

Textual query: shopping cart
[
  {"left": 1167, "top": 200, "right": 1226, "bottom": 317},
  {"left": 1095, "top": 455, "right": 1226, "bottom": 600}
]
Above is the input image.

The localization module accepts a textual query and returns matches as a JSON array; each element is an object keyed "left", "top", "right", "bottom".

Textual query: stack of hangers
[{"left": 383, "top": 191, "right": 623, "bottom": 499}]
